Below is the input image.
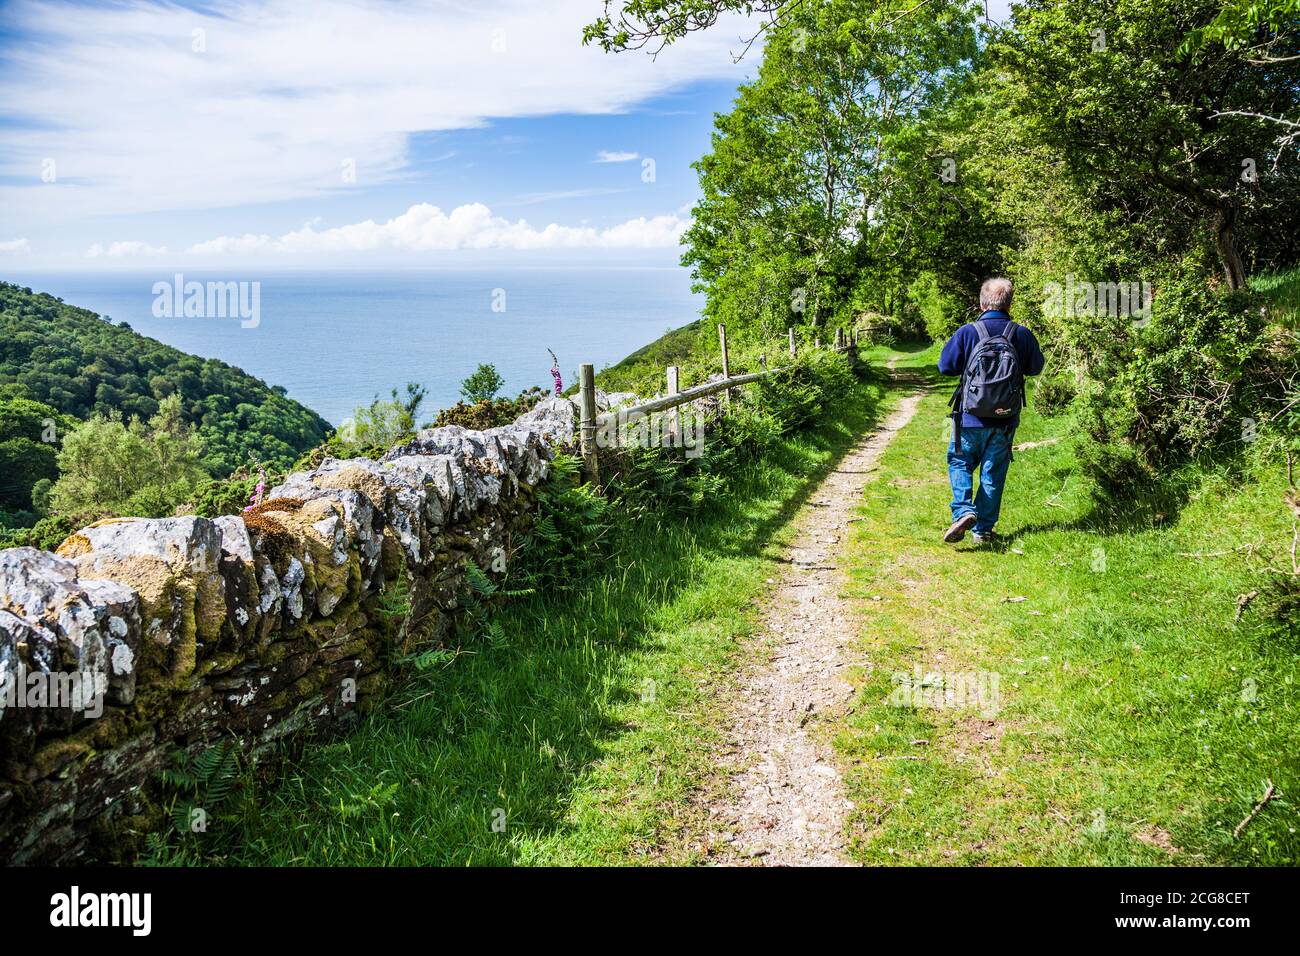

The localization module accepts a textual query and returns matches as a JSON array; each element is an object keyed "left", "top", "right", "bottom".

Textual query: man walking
[{"left": 939, "top": 277, "right": 1044, "bottom": 544}]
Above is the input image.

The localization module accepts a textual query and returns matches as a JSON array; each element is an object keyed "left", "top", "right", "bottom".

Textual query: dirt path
[{"left": 706, "top": 382, "right": 924, "bottom": 866}]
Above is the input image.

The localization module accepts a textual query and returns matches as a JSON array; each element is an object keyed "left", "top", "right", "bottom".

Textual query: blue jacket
[{"left": 938, "top": 311, "right": 1045, "bottom": 429}]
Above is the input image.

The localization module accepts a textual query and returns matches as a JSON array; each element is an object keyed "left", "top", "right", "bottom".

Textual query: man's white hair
[{"left": 980, "top": 277, "right": 1014, "bottom": 312}]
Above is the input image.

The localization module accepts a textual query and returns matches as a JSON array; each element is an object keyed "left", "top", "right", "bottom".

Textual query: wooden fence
[{"left": 576, "top": 323, "right": 861, "bottom": 481}]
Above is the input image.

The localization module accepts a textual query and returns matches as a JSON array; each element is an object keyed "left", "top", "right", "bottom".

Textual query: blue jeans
[{"left": 948, "top": 426, "right": 1013, "bottom": 535}]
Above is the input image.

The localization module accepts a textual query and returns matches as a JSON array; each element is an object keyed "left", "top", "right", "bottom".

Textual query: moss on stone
[
  {"left": 244, "top": 497, "right": 305, "bottom": 517},
  {"left": 241, "top": 512, "right": 299, "bottom": 571},
  {"left": 26, "top": 738, "right": 92, "bottom": 782},
  {"left": 54, "top": 533, "right": 92, "bottom": 559}
]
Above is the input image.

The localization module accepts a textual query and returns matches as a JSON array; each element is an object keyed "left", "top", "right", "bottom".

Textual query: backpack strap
[
  {"left": 974, "top": 320, "right": 992, "bottom": 343},
  {"left": 1003, "top": 321, "right": 1028, "bottom": 406}
]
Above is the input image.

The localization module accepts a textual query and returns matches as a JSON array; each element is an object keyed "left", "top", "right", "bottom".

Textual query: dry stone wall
[{"left": 0, "top": 396, "right": 580, "bottom": 863}]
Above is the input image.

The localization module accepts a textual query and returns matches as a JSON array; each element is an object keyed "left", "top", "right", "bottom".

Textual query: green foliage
[
  {"left": 0, "top": 513, "right": 75, "bottom": 551},
  {"left": 1181, "top": 0, "right": 1300, "bottom": 53},
  {"left": 1071, "top": 265, "right": 1282, "bottom": 498},
  {"left": 50, "top": 394, "right": 209, "bottom": 521},
  {"left": 592, "top": 321, "right": 706, "bottom": 396},
  {"left": 143, "top": 740, "right": 242, "bottom": 865},
  {"left": 514, "top": 453, "right": 611, "bottom": 592},
  {"left": 995, "top": 0, "right": 1299, "bottom": 289},
  {"left": 1030, "top": 373, "right": 1077, "bottom": 416},
  {"left": 582, "top": 0, "right": 786, "bottom": 52},
  {"left": 908, "top": 272, "right": 963, "bottom": 343},
  {"left": 188, "top": 462, "right": 284, "bottom": 518},
  {"left": 0, "top": 394, "right": 76, "bottom": 523},
  {"left": 602, "top": 348, "right": 866, "bottom": 523},
  {"left": 459, "top": 363, "right": 505, "bottom": 404},
  {"left": 0, "top": 282, "right": 331, "bottom": 477},
  {"left": 681, "top": 0, "right": 981, "bottom": 343},
  {"left": 334, "top": 782, "right": 400, "bottom": 820},
  {"left": 335, "top": 382, "right": 426, "bottom": 457}
]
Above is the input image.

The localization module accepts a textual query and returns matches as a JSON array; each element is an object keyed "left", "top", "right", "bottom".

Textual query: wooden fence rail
[{"left": 577, "top": 325, "right": 860, "bottom": 478}]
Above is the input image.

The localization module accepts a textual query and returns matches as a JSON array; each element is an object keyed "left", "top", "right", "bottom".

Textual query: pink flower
[
  {"left": 547, "top": 348, "right": 562, "bottom": 396},
  {"left": 243, "top": 468, "right": 268, "bottom": 511}
]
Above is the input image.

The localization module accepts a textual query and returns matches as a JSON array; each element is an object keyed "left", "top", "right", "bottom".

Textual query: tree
[
  {"left": 997, "top": 0, "right": 1300, "bottom": 289},
  {"left": 50, "top": 395, "right": 208, "bottom": 520},
  {"left": 583, "top": 0, "right": 793, "bottom": 54},
  {"left": 0, "top": 282, "right": 330, "bottom": 478},
  {"left": 460, "top": 364, "right": 505, "bottom": 404},
  {"left": 1183, "top": 0, "right": 1300, "bottom": 176},
  {"left": 0, "top": 394, "right": 73, "bottom": 516},
  {"left": 682, "top": 0, "right": 980, "bottom": 337},
  {"left": 339, "top": 383, "right": 428, "bottom": 452}
]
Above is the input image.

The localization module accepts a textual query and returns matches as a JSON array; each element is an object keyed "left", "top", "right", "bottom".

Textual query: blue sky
[{"left": 0, "top": 0, "right": 1013, "bottom": 269}]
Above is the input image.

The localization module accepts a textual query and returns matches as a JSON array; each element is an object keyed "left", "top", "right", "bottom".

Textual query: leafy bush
[
  {"left": 189, "top": 462, "right": 285, "bottom": 518},
  {"left": 1031, "top": 373, "right": 1076, "bottom": 417},
  {"left": 335, "top": 383, "right": 426, "bottom": 457},
  {"left": 0, "top": 514, "right": 76, "bottom": 551},
  {"left": 0, "top": 394, "right": 76, "bottom": 522},
  {"left": 1072, "top": 267, "right": 1280, "bottom": 499},
  {"left": 513, "top": 453, "right": 610, "bottom": 593}
]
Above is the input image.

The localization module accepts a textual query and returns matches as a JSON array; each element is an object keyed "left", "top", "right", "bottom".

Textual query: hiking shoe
[
  {"left": 943, "top": 513, "right": 977, "bottom": 543},
  {"left": 971, "top": 531, "right": 999, "bottom": 545}
]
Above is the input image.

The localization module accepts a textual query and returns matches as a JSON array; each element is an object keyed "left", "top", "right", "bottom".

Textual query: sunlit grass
[
  {"left": 204, "top": 374, "right": 887, "bottom": 865},
  {"left": 833, "top": 361, "right": 1299, "bottom": 865}
]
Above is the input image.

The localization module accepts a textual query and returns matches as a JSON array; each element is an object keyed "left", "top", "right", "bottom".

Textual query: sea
[{"left": 4, "top": 268, "right": 704, "bottom": 425}]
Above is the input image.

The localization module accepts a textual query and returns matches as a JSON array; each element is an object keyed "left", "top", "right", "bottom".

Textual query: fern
[{"left": 149, "top": 739, "right": 242, "bottom": 860}]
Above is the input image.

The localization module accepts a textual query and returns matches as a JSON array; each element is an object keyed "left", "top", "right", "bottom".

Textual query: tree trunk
[
  {"left": 1213, "top": 202, "right": 1247, "bottom": 290},
  {"left": 1150, "top": 168, "right": 1248, "bottom": 289}
]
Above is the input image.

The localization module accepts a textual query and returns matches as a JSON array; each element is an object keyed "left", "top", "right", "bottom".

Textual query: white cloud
[
  {"left": 595, "top": 150, "right": 640, "bottom": 163},
  {"left": 85, "top": 240, "right": 169, "bottom": 258},
  {"left": 0, "top": 0, "right": 755, "bottom": 223},
  {"left": 180, "top": 202, "right": 689, "bottom": 254},
  {"left": 0, "top": 238, "right": 31, "bottom": 255}
]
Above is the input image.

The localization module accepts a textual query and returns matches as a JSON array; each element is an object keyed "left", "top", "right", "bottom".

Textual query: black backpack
[{"left": 949, "top": 319, "right": 1025, "bottom": 444}]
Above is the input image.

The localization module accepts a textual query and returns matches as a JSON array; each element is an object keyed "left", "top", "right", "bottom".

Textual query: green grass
[
  {"left": 593, "top": 318, "right": 842, "bottom": 397},
  {"left": 1252, "top": 265, "right": 1300, "bottom": 326},
  {"left": 594, "top": 320, "right": 706, "bottom": 395},
  {"left": 195, "top": 372, "right": 887, "bottom": 865},
  {"left": 831, "top": 349, "right": 1300, "bottom": 865}
]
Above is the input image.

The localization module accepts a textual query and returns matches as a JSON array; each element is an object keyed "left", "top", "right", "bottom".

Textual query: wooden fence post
[
  {"left": 760, "top": 353, "right": 767, "bottom": 371},
  {"left": 815, "top": 335, "right": 822, "bottom": 349},
  {"left": 579, "top": 362, "right": 600, "bottom": 484},
  {"left": 666, "top": 364, "right": 680, "bottom": 445},
  {"left": 718, "top": 322, "right": 731, "bottom": 406},
  {"left": 788, "top": 326, "right": 797, "bottom": 359}
]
